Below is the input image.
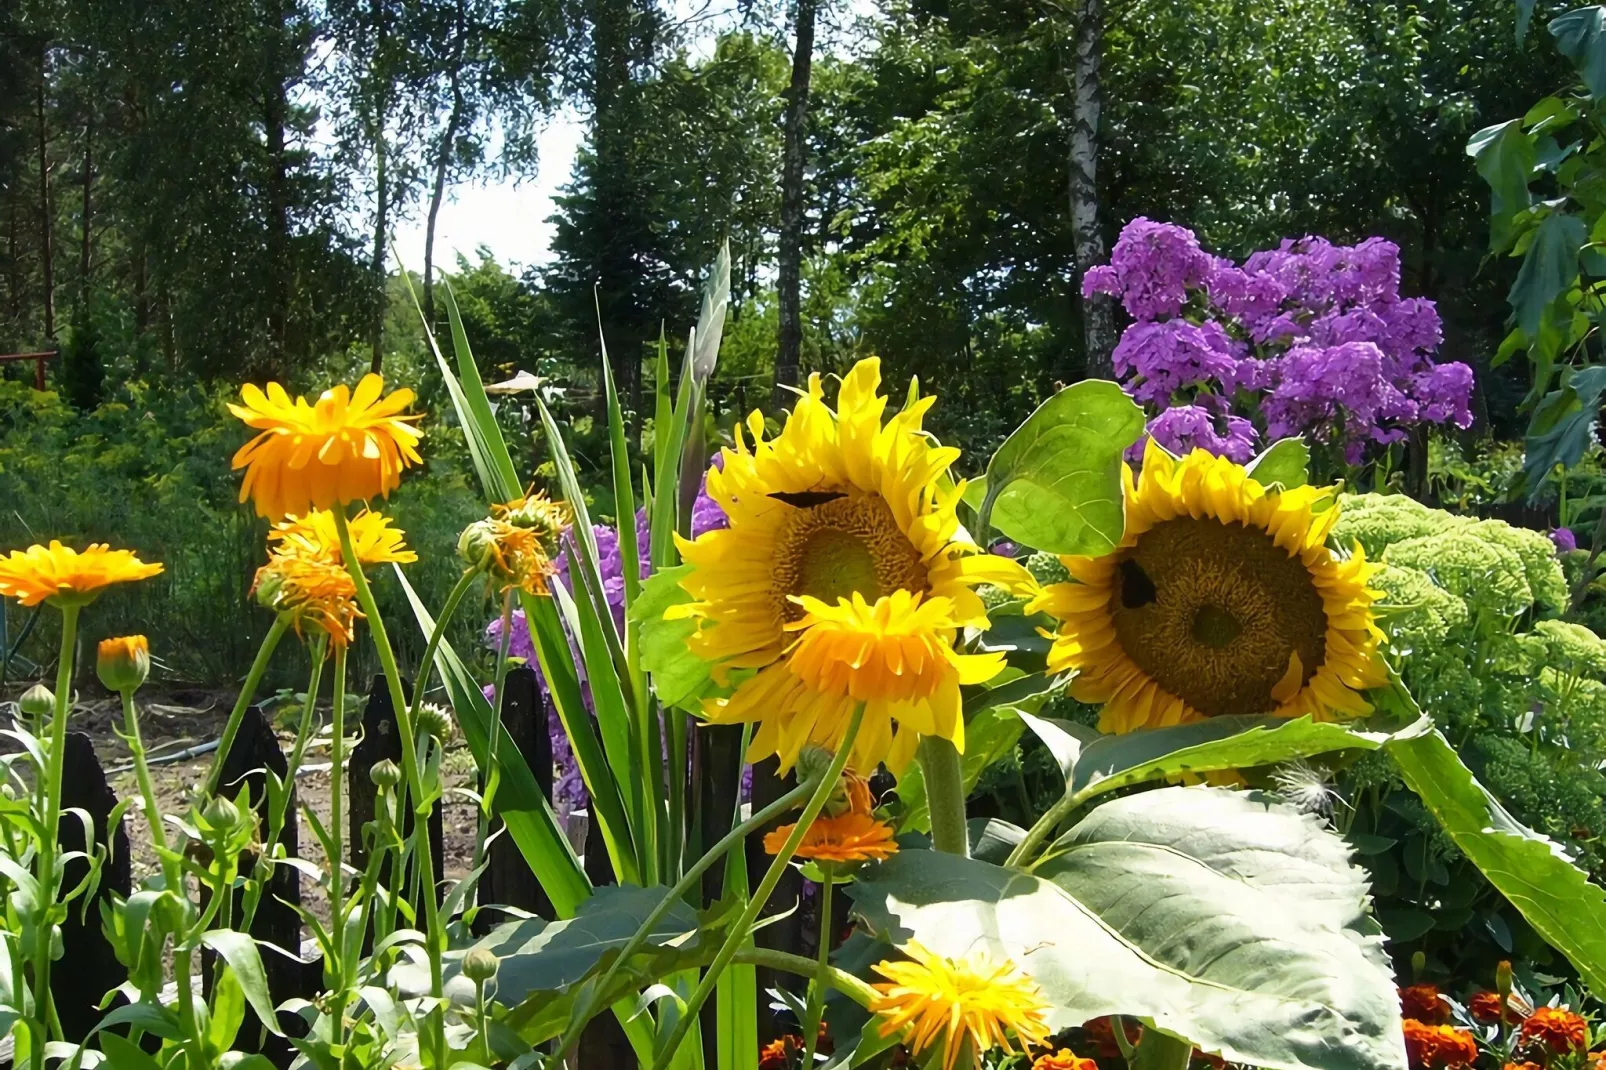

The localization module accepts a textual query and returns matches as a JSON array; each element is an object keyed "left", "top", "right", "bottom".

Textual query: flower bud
[
  {"left": 417, "top": 703, "right": 457, "bottom": 746},
  {"left": 19, "top": 684, "right": 54, "bottom": 719},
  {"left": 1496, "top": 959, "right": 1513, "bottom": 999},
  {"left": 369, "top": 758, "right": 402, "bottom": 789},
  {"left": 1410, "top": 950, "right": 1426, "bottom": 982},
  {"left": 796, "top": 745, "right": 835, "bottom": 786},
  {"left": 462, "top": 947, "right": 500, "bottom": 984},
  {"left": 252, "top": 567, "right": 286, "bottom": 611},
  {"left": 202, "top": 794, "right": 243, "bottom": 835},
  {"left": 96, "top": 635, "right": 151, "bottom": 693},
  {"left": 457, "top": 519, "right": 501, "bottom": 572}
]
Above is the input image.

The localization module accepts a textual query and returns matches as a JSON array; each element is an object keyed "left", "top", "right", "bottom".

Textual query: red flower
[
  {"left": 1082, "top": 1016, "right": 1144, "bottom": 1060},
  {"left": 1469, "top": 991, "right": 1521, "bottom": 1025},
  {"left": 1400, "top": 985, "right": 1451, "bottom": 1025},
  {"left": 1403, "top": 1019, "right": 1479, "bottom": 1070},
  {"left": 1520, "top": 1007, "right": 1588, "bottom": 1054}
]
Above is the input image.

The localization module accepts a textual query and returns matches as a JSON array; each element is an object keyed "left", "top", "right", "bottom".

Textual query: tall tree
[
  {"left": 1063, "top": 0, "right": 1113, "bottom": 378},
  {"left": 773, "top": 0, "right": 818, "bottom": 406}
]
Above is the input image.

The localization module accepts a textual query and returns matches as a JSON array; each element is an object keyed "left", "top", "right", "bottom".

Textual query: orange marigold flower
[
  {"left": 1590, "top": 1052, "right": 1606, "bottom": 1070},
  {"left": 763, "top": 809, "right": 899, "bottom": 864},
  {"left": 229, "top": 374, "right": 422, "bottom": 520},
  {"left": 1401, "top": 984, "right": 1450, "bottom": 1025},
  {"left": 1505, "top": 1062, "right": 1544, "bottom": 1070},
  {"left": 757, "top": 1037, "right": 794, "bottom": 1070},
  {"left": 1520, "top": 1007, "right": 1588, "bottom": 1054},
  {"left": 1035, "top": 1050, "right": 1099, "bottom": 1070},
  {"left": 96, "top": 635, "right": 150, "bottom": 692},
  {"left": 269, "top": 508, "right": 416, "bottom": 567},
  {"left": 1469, "top": 991, "right": 1522, "bottom": 1025},
  {"left": 1403, "top": 1020, "right": 1479, "bottom": 1070},
  {"left": 0, "top": 541, "right": 163, "bottom": 608},
  {"left": 1082, "top": 1016, "right": 1143, "bottom": 1060}
]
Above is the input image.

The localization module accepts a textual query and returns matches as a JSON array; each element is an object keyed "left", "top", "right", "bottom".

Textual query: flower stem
[
  {"left": 331, "top": 508, "right": 446, "bottom": 1068},
  {"left": 918, "top": 734, "right": 969, "bottom": 857},
  {"left": 802, "top": 867, "right": 834, "bottom": 1064},
  {"left": 407, "top": 565, "right": 482, "bottom": 717},
  {"left": 328, "top": 646, "right": 348, "bottom": 919},
  {"left": 651, "top": 704, "right": 867, "bottom": 1070},
  {"left": 554, "top": 775, "right": 823, "bottom": 1061},
  {"left": 205, "top": 614, "right": 290, "bottom": 796},
  {"left": 731, "top": 947, "right": 878, "bottom": 1009},
  {"left": 1006, "top": 792, "right": 1078, "bottom": 869},
  {"left": 466, "top": 589, "right": 513, "bottom": 895},
  {"left": 30, "top": 602, "right": 78, "bottom": 1064}
]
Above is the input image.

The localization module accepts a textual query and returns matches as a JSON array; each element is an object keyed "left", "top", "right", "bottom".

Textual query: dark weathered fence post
[
  {"left": 473, "top": 666, "right": 554, "bottom": 934},
  {"left": 746, "top": 757, "right": 805, "bottom": 1046},
  {"left": 53, "top": 731, "right": 129, "bottom": 1043},
  {"left": 693, "top": 723, "right": 746, "bottom": 1049},
  {"left": 349, "top": 674, "right": 442, "bottom": 892},
  {"left": 578, "top": 732, "right": 636, "bottom": 1069},
  {"left": 212, "top": 705, "right": 305, "bottom": 1065}
]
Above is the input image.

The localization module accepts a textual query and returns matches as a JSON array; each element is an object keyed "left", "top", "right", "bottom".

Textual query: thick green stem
[
  {"left": 325, "top": 644, "right": 351, "bottom": 1054},
  {"left": 731, "top": 947, "right": 879, "bottom": 1009},
  {"left": 555, "top": 775, "right": 822, "bottom": 1060},
  {"left": 407, "top": 566, "right": 481, "bottom": 718},
  {"left": 205, "top": 614, "right": 291, "bottom": 796},
  {"left": 1006, "top": 792, "right": 1078, "bottom": 869},
  {"left": 332, "top": 509, "right": 445, "bottom": 1067},
  {"left": 918, "top": 734, "right": 969, "bottom": 857},
  {"left": 30, "top": 602, "right": 78, "bottom": 1064},
  {"left": 466, "top": 590, "right": 514, "bottom": 890},
  {"left": 652, "top": 705, "right": 867, "bottom": 1070}
]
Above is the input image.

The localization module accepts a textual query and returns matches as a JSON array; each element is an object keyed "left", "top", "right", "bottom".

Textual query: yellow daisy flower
[
  {"left": 0, "top": 541, "right": 164, "bottom": 607},
  {"left": 268, "top": 508, "right": 417, "bottom": 567},
  {"left": 229, "top": 374, "right": 422, "bottom": 520},
  {"left": 1030, "top": 440, "right": 1388, "bottom": 734},
  {"left": 670, "top": 357, "right": 1032, "bottom": 773},
  {"left": 870, "top": 942, "right": 1051, "bottom": 1070}
]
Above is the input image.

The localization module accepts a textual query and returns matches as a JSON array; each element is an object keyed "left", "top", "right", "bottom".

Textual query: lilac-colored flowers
[
  {"left": 1089, "top": 219, "right": 1475, "bottom": 466},
  {"left": 1552, "top": 527, "right": 1579, "bottom": 553}
]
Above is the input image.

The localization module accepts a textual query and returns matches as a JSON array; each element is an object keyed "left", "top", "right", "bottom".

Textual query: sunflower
[
  {"left": 1402, "top": 1021, "right": 1479, "bottom": 1070},
  {"left": 229, "top": 374, "right": 422, "bottom": 520},
  {"left": 0, "top": 541, "right": 164, "bottom": 608},
  {"left": 870, "top": 941, "right": 1051, "bottom": 1070},
  {"left": 1520, "top": 1008, "right": 1588, "bottom": 1054},
  {"left": 268, "top": 508, "right": 417, "bottom": 567},
  {"left": 1031, "top": 441, "right": 1387, "bottom": 733},
  {"left": 670, "top": 358, "right": 1032, "bottom": 772},
  {"left": 252, "top": 551, "right": 362, "bottom": 648}
]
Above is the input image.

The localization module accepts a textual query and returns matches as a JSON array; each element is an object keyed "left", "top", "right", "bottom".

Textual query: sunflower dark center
[
  {"left": 771, "top": 494, "right": 929, "bottom": 621},
  {"left": 1108, "top": 516, "right": 1328, "bottom": 717}
]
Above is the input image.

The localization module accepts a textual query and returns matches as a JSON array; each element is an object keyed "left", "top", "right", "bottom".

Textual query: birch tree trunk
[
  {"left": 773, "top": 0, "right": 817, "bottom": 410},
  {"left": 423, "top": 0, "right": 467, "bottom": 326},
  {"left": 1068, "top": 0, "right": 1115, "bottom": 379}
]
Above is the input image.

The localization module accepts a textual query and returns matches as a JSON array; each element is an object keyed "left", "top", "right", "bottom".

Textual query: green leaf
[
  {"left": 632, "top": 566, "right": 713, "bottom": 709},
  {"left": 1511, "top": 212, "right": 1585, "bottom": 337},
  {"left": 897, "top": 704, "right": 1025, "bottom": 834},
  {"left": 968, "top": 817, "right": 1027, "bottom": 865},
  {"left": 979, "top": 381, "right": 1145, "bottom": 555},
  {"left": 1517, "top": 365, "right": 1606, "bottom": 502},
  {"left": 199, "top": 930, "right": 284, "bottom": 1036},
  {"left": 442, "top": 282, "right": 523, "bottom": 500},
  {"left": 1245, "top": 438, "right": 1309, "bottom": 491},
  {"left": 1469, "top": 120, "right": 1535, "bottom": 250},
  {"left": 1553, "top": 7, "right": 1606, "bottom": 98},
  {"left": 207, "top": 957, "right": 247, "bottom": 1052},
  {"left": 1386, "top": 726, "right": 1606, "bottom": 995},
  {"left": 856, "top": 791, "right": 1403, "bottom": 1070},
  {"left": 96, "top": 1034, "right": 162, "bottom": 1070},
  {"left": 1518, "top": 0, "right": 1537, "bottom": 43},
  {"left": 395, "top": 569, "right": 592, "bottom": 917},
  {"left": 715, "top": 826, "right": 756, "bottom": 1070},
  {"left": 1066, "top": 715, "right": 1402, "bottom": 803}
]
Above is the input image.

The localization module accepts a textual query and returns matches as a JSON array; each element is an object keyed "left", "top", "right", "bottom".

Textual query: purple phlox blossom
[
  {"left": 1134, "top": 404, "right": 1260, "bottom": 464},
  {"left": 1262, "top": 342, "right": 1418, "bottom": 463},
  {"left": 1409, "top": 362, "right": 1474, "bottom": 428},
  {"left": 989, "top": 540, "right": 1020, "bottom": 558},
  {"left": 1083, "top": 217, "right": 1216, "bottom": 320},
  {"left": 1552, "top": 527, "right": 1579, "bottom": 553},
  {"left": 1111, "top": 319, "right": 1246, "bottom": 406},
  {"left": 1242, "top": 235, "right": 1401, "bottom": 312}
]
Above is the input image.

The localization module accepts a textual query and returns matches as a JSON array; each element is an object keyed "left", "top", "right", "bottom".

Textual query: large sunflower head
[
  {"left": 0, "top": 541, "right": 164, "bottom": 608},
  {"left": 1030, "top": 440, "right": 1387, "bottom": 733},
  {"left": 670, "top": 358, "right": 1032, "bottom": 773},
  {"left": 229, "top": 374, "right": 422, "bottom": 520}
]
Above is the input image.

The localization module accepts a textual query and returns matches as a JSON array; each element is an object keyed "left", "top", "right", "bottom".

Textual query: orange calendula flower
[
  {"left": 1400, "top": 984, "right": 1450, "bottom": 1025},
  {"left": 0, "top": 541, "right": 163, "bottom": 608},
  {"left": 229, "top": 373, "right": 423, "bottom": 520},
  {"left": 1520, "top": 1007, "right": 1588, "bottom": 1054},
  {"left": 269, "top": 508, "right": 416, "bottom": 567},
  {"left": 459, "top": 518, "right": 558, "bottom": 596},
  {"left": 1402, "top": 1020, "right": 1479, "bottom": 1070},
  {"left": 763, "top": 809, "right": 899, "bottom": 864},
  {"left": 1505, "top": 1062, "right": 1544, "bottom": 1070},
  {"left": 870, "top": 942, "right": 1050, "bottom": 1070},
  {"left": 1035, "top": 1050, "right": 1099, "bottom": 1070},
  {"left": 253, "top": 552, "right": 362, "bottom": 649}
]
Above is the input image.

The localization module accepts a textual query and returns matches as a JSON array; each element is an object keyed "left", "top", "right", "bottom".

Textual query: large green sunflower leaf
[
  {"left": 630, "top": 565, "right": 713, "bottom": 710},
  {"left": 853, "top": 788, "right": 1403, "bottom": 1070},
  {"left": 979, "top": 381, "right": 1145, "bottom": 555},
  {"left": 1386, "top": 725, "right": 1606, "bottom": 995}
]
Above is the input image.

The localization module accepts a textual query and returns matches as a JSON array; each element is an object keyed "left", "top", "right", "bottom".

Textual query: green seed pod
[
  {"left": 1024, "top": 551, "right": 1070, "bottom": 586},
  {"left": 202, "top": 794, "right": 242, "bottom": 835},
  {"left": 369, "top": 758, "right": 402, "bottom": 789},
  {"left": 416, "top": 703, "right": 457, "bottom": 745},
  {"left": 457, "top": 519, "right": 501, "bottom": 572}
]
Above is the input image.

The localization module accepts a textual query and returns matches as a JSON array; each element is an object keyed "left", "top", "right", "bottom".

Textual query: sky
[{"left": 389, "top": 0, "right": 879, "bottom": 274}]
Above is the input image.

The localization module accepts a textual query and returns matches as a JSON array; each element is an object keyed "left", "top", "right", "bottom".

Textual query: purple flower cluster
[
  {"left": 1086, "top": 220, "right": 1476, "bottom": 465},
  {"left": 483, "top": 473, "right": 728, "bottom": 816}
]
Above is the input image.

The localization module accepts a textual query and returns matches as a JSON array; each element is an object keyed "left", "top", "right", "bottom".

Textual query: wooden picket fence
[{"left": 39, "top": 665, "right": 814, "bottom": 1068}]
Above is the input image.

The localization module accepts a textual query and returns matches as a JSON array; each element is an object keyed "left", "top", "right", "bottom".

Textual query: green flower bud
[
  {"left": 19, "top": 684, "right": 54, "bottom": 720},
  {"left": 457, "top": 519, "right": 501, "bottom": 572},
  {"left": 369, "top": 758, "right": 402, "bottom": 789},
  {"left": 416, "top": 703, "right": 457, "bottom": 745},
  {"left": 462, "top": 947, "right": 500, "bottom": 984},
  {"left": 1024, "top": 552, "right": 1070, "bottom": 586},
  {"left": 202, "top": 794, "right": 243, "bottom": 835},
  {"left": 96, "top": 635, "right": 151, "bottom": 693}
]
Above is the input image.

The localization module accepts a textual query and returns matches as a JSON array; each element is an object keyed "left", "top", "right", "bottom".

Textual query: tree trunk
[
  {"left": 78, "top": 110, "right": 91, "bottom": 320},
  {"left": 7, "top": 189, "right": 19, "bottom": 323},
  {"left": 773, "top": 0, "right": 817, "bottom": 410},
  {"left": 367, "top": 0, "right": 390, "bottom": 375},
  {"left": 424, "top": 0, "right": 467, "bottom": 327},
  {"left": 37, "top": 47, "right": 54, "bottom": 341},
  {"left": 264, "top": 0, "right": 292, "bottom": 369},
  {"left": 1068, "top": 0, "right": 1114, "bottom": 379}
]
